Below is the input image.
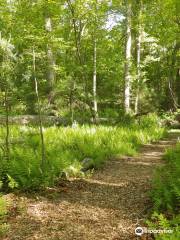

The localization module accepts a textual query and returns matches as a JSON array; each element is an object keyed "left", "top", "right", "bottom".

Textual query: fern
[{"left": 149, "top": 142, "right": 180, "bottom": 239}]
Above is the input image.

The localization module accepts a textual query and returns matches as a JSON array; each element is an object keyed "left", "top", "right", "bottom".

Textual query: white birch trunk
[
  {"left": 93, "top": 38, "right": 98, "bottom": 120},
  {"left": 124, "top": 0, "right": 132, "bottom": 114},
  {"left": 135, "top": 27, "right": 142, "bottom": 114},
  {"left": 33, "top": 47, "right": 46, "bottom": 171},
  {"left": 135, "top": 1, "right": 142, "bottom": 114},
  {"left": 92, "top": 0, "right": 98, "bottom": 122},
  {"left": 45, "top": 17, "right": 55, "bottom": 96}
]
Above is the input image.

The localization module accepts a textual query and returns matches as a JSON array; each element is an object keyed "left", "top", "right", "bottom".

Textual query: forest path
[{"left": 3, "top": 131, "right": 180, "bottom": 240}]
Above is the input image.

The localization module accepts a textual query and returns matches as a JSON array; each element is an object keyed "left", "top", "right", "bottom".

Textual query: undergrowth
[
  {"left": 148, "top": 141, "right": 180, "bottom": 239},
  {"left": 0, "top": 114, "right": 165, "bottom": 189},
  {"left": 0, "top": 195, "right": 9, "bottom": 237}
]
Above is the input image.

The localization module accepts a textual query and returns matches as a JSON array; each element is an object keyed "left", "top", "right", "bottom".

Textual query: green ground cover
[
  {"left": 148, "top": 138, "right": 180, "bottom": 239},
  {"left": 0, "top": 114, "right": 165, "bottom": 189}
]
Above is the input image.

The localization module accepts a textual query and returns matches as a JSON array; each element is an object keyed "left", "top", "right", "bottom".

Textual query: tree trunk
[
  {"left": 45, "top": 17, "right": 56, "bottom": 104},
  {"left": 33, "top": 47, "right": 46, "bottom": 172},
  {"left": 124, "top": 0, "right": 132, "bottom": 114},
  {"left": 1, "top": 86, "right": 10, "bottom": 191},
  {"left": 135, "top": 1, "right": 142, "bottom": 114},
  {"left": 69, "top": 80, "right": 75, "bottom": 125},
  {"left": 176, "top": 67, "right": 180, "bottom": 105},
  {"left": 93, "top": 38, "right": 98, "bottom": 122},
  {"left": 4, "top": 87, "right": 9, "bottom": 161},
  {"left": 168, "top": 42, "right": 180, "bottom": 110},
  {"left": 92, "top": 0, "right": 98, "bottom": 123},
  {"left": 66, "top": 0, "right": 91, "bottom": 119}
]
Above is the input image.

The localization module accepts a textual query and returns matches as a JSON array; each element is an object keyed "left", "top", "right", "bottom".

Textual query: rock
[
  {"left": 72, "top": 120, "right": 78, "bottom": 128},
  {"left": 61, "top": 171, "right": 68, "bottom": 180},
  {"left": 169, "top": 120, "right": 180, "bottom": 129},
  {"left": 175, "top": 114, "right": 180, "bottom": 123},
  {"left": 81, "top": 158, "right": 94, "bottom": 172},
  {"left": 161, "top": 119, "right": 180, "bottom": 129}
]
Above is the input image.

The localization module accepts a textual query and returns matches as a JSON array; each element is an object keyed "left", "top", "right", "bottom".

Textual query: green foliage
[
  {"left": 0, "top": 196, "right": 7, "bottom": 217},
  {"left": 147, "top": 212, "right": 180, "bottom": 240},
  {"left": 151, "top": 143, "right": 180, "bottom": 212},
  {"left": 148, "top": 141, "right": 180, "bottom": 239},
  {"left": 0, "top": 223, "right": 9, "bottom": 237},
  {"left": 139, "top": 113, "right": 160, "bottom": 129},
  {"left": 0, "top": 114, "right": 165, "bottom": 189},
  {"left": 0, "top": 195, "right": 9, "bottom": 237},
  {"left": 1, "top": 0, "right": 178, "bottom": 117}
]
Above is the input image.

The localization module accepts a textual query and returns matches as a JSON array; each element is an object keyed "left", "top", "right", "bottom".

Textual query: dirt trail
[{"left": 3, "top": 131, "right": 180, "bottom": 240}]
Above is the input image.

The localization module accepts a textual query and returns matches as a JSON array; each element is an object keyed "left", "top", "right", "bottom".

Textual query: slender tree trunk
[
  {"left": 69, "top": 80, "right": 75, "bottom": 124},
  {"left": 93, "top": 38, "right": 98, "bottom": 122},
  {"left": 1, "top": 51, "right": 10, "bottom": 161},
  {"left": 33, "top": 47, "right": 46, "bottom": 172},
  {"left": 168, "top": 42, "right": 180, "bottom": 110},
  {"left": 66, "top": 0, "right": 82, "bottom": 64},
  {"left": 124, "top": 0, "right": 132, "bottom": 114},
  {"left": 176, "top": 67, "right": 180, "bottom": 105},
  {"left": 2, "top": 53, "right": 10, "bottom": 190},
  {"left": 66, "top": 0, "right": 90, "bottom": 117},
  {"left": 135, "top": 1, "right": 142, "bottom": 114},
  {"left": 1, "top": 85, "right": 10, "bottom": 190},
  {"left": 92, "top": 0, "right": 98, "bottom": 123},
  {"left": 45, "top": 17, "right": 56, "bottom": 104},
  {"left": 4, "top": 87, "right": 9, "bottom": 161}
]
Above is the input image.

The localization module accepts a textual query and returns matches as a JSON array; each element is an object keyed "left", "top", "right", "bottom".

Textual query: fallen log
[{"left": 0, "top": 115, "right": 68, "bottom": 126}]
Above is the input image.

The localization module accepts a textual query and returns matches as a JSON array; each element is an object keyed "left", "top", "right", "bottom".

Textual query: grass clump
[{"left": 0, "top": 114, "right": 165, "bottom": 189}]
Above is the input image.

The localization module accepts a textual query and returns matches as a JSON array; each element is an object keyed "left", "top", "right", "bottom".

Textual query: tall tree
[
  {"left": 0, "top": 35, "right": 15, "bottom": 188},
  {"left": 32, "top": 47, "right": 46, "bottom": 172},
  {"left": 135, "top": 0, "right": 143, "bottom": 114},
  {"left": 93, "top": 0, "right": 98, "bottom": 122},
  {"left": 124, "top": 0, "right": 132, "bottom": 114},
  {"left": 45, "top": 17, "right": 55, "bottom": 103},
  {"left": 45, "top": 14, "right": 56, "bottom": 105}
]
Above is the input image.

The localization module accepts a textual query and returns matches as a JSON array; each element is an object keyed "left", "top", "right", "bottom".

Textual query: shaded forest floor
[{"left": 2, "top": 131, "right": 180, "bottom": 240}]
